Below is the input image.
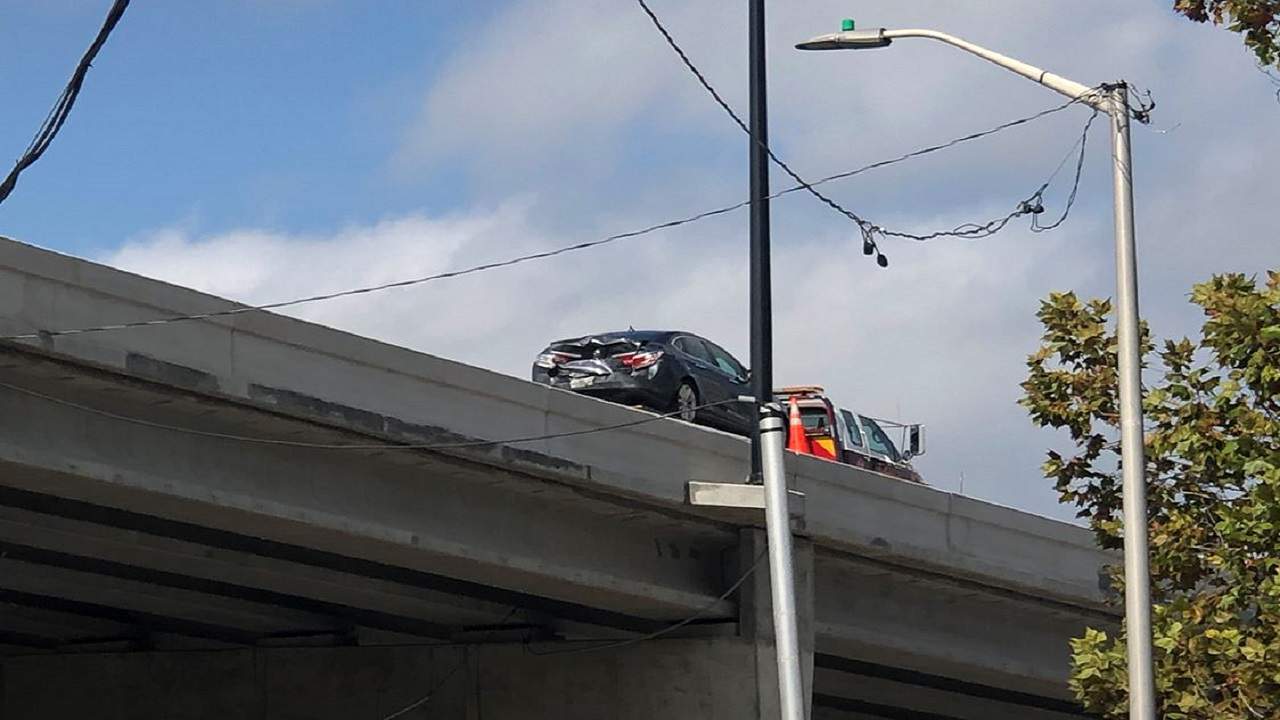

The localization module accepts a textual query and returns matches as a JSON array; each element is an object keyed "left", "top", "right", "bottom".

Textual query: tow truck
[{"left": 774, "top": 386, "right": 926, "bottom": 484}]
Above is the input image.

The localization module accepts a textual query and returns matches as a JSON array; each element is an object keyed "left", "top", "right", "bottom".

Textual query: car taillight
[
  {"left": 615, "top": 350, "right": 663, "bottom": 370},
  {"left": 535, "top": 351, "right": 574, "bottom": 368}
]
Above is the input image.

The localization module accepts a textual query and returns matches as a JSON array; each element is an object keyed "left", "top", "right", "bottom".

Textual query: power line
[
  {"left": 789, "top": 97, "right": 1085, "bottom": 193},
  {"left": 378, "top": 606, "right": 522, "bottom": 720},
  {"left": 381, "top": 658, "right": 467, "bottom": 720},
  {"left": 379, "top": 547, "right": 763, "bottom": 716},
  {"left": 0, "top": 6, "right": 1123, "bottom": 343},
  {"left": 523, "top": 548, "right": 768, "bottom": 657},
  {"left": 0, "top": 378, "right": 735, "bottom": 451},
  {"left": 634, "top": 0, "right": 1116, "bottom": 266},
  {"left": 632, "top": 0, "right": 888, "bottom": 265},
  {"left": 0, "top": 0, "right": 131, "bottom": 207},
  {"left": 633, "top": 0, "right": 1105, "bottom": 268},
  {"left": 879, "top": 106, "right": 1101, "bottom": 243},
  {"left": 0, "top": 96, "right": 1097, "bottom": 343},
  {"left": 1030, "top": 109, "right": 1100, "bottom": 233}
]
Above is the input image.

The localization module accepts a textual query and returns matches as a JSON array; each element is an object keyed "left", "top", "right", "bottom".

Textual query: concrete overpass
[{"left": 0, "top": 237, "right": 1114, "bottom": 719}]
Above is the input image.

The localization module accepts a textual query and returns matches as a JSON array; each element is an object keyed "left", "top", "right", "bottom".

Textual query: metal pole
[
  {"left": 759, "top": 405, "right": 806, "bottom": 720},
  {"left": 748, "top": 0, "right": 772, "bottom": 483},
  {"left": 1109, "top": 83, "right": 1157, "bottom": 720},
  {"left": 749, "top": 3, "right": 803, "bottom": 717}
]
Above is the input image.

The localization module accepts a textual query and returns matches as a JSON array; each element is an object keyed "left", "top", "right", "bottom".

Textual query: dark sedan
[{"left": 531, "top": 330, "right": 754, "bottom": 435}]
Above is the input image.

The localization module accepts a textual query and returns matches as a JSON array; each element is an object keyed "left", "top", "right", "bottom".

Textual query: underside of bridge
[{"left": 0, "top": 345, "right": 1092, "bottom": 720}]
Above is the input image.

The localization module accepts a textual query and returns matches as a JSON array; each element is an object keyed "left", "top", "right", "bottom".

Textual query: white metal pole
[
  {"left": 1109, "top": 83, "right": 1157, "bottom": 720},
  {"left": 796, "top": 26, "right": 1154, "bottom": 715},
  {"left": 758, "top": 404, "right": 805, "bottom": 720},
  {"left": 881, "top": 29, "right": 1100, "bottom": 106}
]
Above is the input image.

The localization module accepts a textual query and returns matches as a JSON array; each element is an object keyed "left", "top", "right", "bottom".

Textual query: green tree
[
  {"left": 1021, "top": 272, "right": 1280, "bottom": 719},
  {"left": 1174, "top": 1, "right": 1280, "bottom": 67}
]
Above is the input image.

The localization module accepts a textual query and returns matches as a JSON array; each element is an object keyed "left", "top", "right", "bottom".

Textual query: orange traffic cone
[{"left": 786, "top": 396, "right": 811, "bottom": 455}]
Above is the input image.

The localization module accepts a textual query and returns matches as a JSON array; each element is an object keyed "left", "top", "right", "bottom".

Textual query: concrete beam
[
  {"left": 812, "top": 549, "right": 1107, "bottom": 698},
  {"left": 0, "top": 365, "right": 739, "bottom": 626},
  {"left": 0, "top": 505, "right": 510, "bottom": 631}
]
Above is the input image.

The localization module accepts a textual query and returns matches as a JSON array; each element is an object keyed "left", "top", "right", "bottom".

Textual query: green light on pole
[{"left": 841, "top": 18, "right": 855, "bottom": 31}]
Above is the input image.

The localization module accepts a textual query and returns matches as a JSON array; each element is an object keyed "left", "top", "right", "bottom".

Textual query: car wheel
[{"left": 674, "top": 381, "right": 699, "bottom": 423}]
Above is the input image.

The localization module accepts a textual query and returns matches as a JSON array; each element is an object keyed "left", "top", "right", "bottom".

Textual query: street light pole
[
  {"left": 749, "top": 3, "right": 806, "bottom": 720},
  {"left": 748, "top": 0, "right": 773, "bottom": 480},
  {"left": 1108, "top": 84, "right": 1158, "bottom": 719},
  {"left": 797, "top": 25, "right": 1156, "bottom": 720}
]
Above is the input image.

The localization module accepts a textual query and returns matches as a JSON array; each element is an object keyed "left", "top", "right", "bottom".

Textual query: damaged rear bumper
[{"left": 531, "top": 363, "right": 677, "bottom": 410}]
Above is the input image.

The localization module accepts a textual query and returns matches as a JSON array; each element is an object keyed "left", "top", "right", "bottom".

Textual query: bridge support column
[{"left": 738, "top": 527, "right": 815, "bottom": 719}]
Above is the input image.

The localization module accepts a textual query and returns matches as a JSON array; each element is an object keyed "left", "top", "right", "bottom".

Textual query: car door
[
  {"left": 671, "top": 335, "right": 733, "bottom": 422},
  {"left": 700, "top": 339, "right": 754, "bottom": 432}
]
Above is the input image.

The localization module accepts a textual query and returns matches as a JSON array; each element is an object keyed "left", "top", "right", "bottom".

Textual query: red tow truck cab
[{"left": 775, "top": 386, "right": 926, "bottom": 484}]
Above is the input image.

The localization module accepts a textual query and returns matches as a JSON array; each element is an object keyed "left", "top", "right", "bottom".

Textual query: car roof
[{"left": 551, "top": 330, "right": 684, "bottom": 344}]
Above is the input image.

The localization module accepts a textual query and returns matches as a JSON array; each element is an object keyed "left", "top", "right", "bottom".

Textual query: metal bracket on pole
[{"left": 686, "top": 480, "right": 806, "bottom": 517}]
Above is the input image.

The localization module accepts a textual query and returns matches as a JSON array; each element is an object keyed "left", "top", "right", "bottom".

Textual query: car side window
[
  {"left": 704, "top": 341, "right": 747, "bottom": 379},
  {"left": 674, "top": 336, "right": 714, "bottom": 364},
  {"left": 839, "top": 410, "right": 864, "bottom": 448}
]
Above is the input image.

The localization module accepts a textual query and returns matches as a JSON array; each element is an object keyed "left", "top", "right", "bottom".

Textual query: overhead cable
[
  {"left": 0, "top": 0, "right": 131, "bottom": 207},
  {"left": 377, "top": 606, "right": 522, "bottom": 720},
  {"left": 1029, "top": 109, "right": 1100, "bottom": 233},
  {"left": 0, "top": 379, "right": 735, "bottom": 450},
  {"left": 0, "top": 95, "right": 1096, "bottom": 342},
  {"left": 378, "top": 549, "right": 765, "bottom": 716},
  {"left": 381, "top": 659, "right": 467, "bottom": 720},
  {"left": 633, "top": 0, "right": 1106, "bottom": 267},
  {"left": 523, "top": 548, "right": 768, "bottom": 657}
]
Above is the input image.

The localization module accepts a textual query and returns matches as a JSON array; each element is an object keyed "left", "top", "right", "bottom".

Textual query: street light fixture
[{"left": 797, "top": 22, "right": 1158, "bottom": 720}]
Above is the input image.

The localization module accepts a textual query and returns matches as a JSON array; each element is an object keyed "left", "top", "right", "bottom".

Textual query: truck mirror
[{"left": 905, "top": 425, "right": 925, "bottom": 459}]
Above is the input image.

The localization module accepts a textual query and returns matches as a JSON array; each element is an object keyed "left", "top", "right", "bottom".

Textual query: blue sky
[
  {"left": 1, "top": 1, "right": 1275, "bottom": 520},
  {"left": 0, "top": 2, "right": 489, "bottom": 249}
]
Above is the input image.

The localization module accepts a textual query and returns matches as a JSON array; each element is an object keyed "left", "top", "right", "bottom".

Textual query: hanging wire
[
  {"left": 375, "top": 606, "right": 525, "bottom": 720},
  {"left": 522, "top": 548, "right": 768, "bottom": 657},
  {"left": 1031, "top": 109, "right": 1101, "bottom": 232},
  {"left": 377, "top": 549, "right": 765, "bottom": 716},
  {"left": 0, "top": 379, "right": 736, "bottom": 451},
  {"left": 0, "top": 92, "right": 1101, "bottom": 343},
  {"left": 634, "top": 0, "right": 1109, "bottom": 269},
  {"left": 0, "top": 2, "right": 1154, "bottom": 344},
  {"left": 0, "top": 0, "right": 131, "bottom": 207}
]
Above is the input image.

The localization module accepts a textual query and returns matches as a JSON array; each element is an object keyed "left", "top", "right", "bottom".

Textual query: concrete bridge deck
[{"left": 0, "top": 238, "right": 1113, "bottom": 719}]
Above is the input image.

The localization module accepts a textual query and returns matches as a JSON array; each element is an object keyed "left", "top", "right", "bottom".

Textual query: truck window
[
  {"left": 799, "top": 406, "right": 831, "bottom": 433},
  {"left": 860, "top": 416, "right": 900, "bottom": 462},
  {"left": 839, "top": 410, "right": 863, "bottom": 448}
]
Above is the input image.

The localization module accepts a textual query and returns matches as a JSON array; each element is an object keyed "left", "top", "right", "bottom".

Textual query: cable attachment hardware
[{"left": 1018, "top": 197, "right": 1046, "bottom": 216}]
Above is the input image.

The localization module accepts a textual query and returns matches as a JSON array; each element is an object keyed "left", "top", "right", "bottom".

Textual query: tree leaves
[
  {"left": 1023, "top": 272, "right": 1280, "bottom": 719},
  {"left": 1174, "top": 1, "right": 1280, "bottom": 68}
]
